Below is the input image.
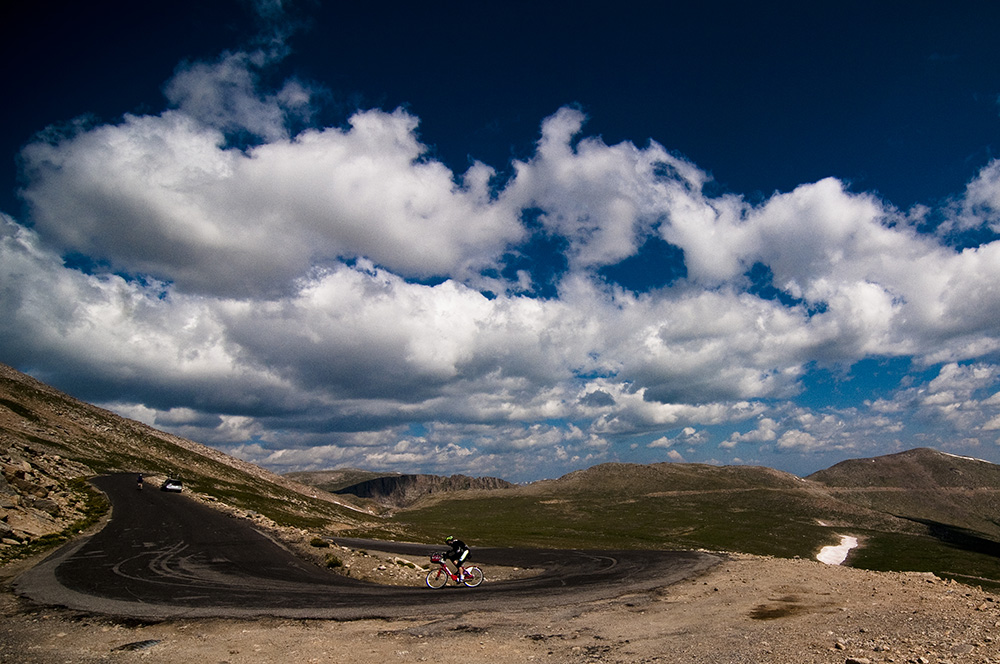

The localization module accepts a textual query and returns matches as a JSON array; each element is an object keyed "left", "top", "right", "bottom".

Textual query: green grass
[
  {"left": 354, "top": 488, "right": 864, "bottom": 557},
  {"left": 850, "top": 529, "right": 1000, "bottom": 590},
  {"left": 344, "top": 482, "right": 1000, "bottom": 590},
  {"left": 196, "top": 478, "right": 350, "bottom": 529},
  {"left": 11, "top": 367, "right": 1000, "bottom": 589}
]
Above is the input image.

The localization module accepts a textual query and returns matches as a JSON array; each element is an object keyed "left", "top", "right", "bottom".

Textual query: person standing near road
[{"left": 445, "top": 535, "right": 470, "bottom": 579}]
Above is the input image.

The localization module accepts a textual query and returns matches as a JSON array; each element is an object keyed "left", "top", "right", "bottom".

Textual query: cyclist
[{"left": 444, "top": 535, "right": 470, "bottom": 580}]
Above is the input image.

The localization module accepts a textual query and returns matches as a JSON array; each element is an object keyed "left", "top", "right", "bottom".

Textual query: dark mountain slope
[
  {"left": 8, "top": 360, "right": 1000, "bottom": 586},
  {"left": 285, "top": 468, "right": 397, "bottom": 493},
  {"left": 333, "top": 473, "right": 516, "bottom": 507},
  {"left": 808, "top": 447, "right": 1000, "bottom": 540},
  {"left": 0, "top": 363, "right": 370, "bottom": 564},
  {"left": 808, "top": 447, "right": 1000, "bottom": 488},
  {"left": 529, "top": 460, "right": 809, "bottom": 494}
]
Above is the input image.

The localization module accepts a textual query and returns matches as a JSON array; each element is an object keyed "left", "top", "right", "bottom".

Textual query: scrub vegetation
[
  {"left": 0, "top": 363, "right": 370, "bottom": 565},
  {"left": 5, "top": 361, "right": 1000, "bottom": 590},
  {"left": 327, "top": 450, "right": 1000, "bottom": 589}
]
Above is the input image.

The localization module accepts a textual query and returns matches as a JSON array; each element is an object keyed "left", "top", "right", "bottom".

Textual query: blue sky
[{"left": 3, "top": 1, "right": 1000, "bottom": 482}]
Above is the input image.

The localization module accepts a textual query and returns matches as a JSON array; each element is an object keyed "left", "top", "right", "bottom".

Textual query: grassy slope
[
  {"left": 7, "top": 363, "right": 1000, "bottom": 587},
  {"left": 344, "top": 455, "right": 1000, "bottom": 588},
  {"left": 369, "top": 463, "right": 901, "bottom": 553},
  {"left": 805, "top": 448, "right": 1000, "bottom": 585},
  {"left": 285, "top": 469, "right": 398, "bottom": 493},
  {"left": 808, "top": 448, "right": 1000, "bottom": 539},
  {"left": 0, "top": 364, "right": 369, "bottom": 534}
]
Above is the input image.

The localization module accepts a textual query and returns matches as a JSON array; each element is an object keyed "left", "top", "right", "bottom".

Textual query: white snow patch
[
  {"left": 817, "top": 536, "right": 858, "bottom": 565},
  {"left": 940, "top": 451, "right": 993, "bottom": 465}
]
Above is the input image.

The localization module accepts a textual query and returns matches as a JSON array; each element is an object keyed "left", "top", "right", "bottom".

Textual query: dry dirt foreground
[{"left": 4, "top": 551, "right": 1000, "bottom": 664}]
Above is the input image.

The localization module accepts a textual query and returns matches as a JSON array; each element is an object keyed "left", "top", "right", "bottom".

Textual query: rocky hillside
[
  {"left": 809, "top": 447, "right": 1000, "bottom": 488},
  {"left": 0, "top": 363, "right": 375, "bottom": 563},
  {"left": 6, "top": 360, "right": 1000, "bottom": 586},
  {"left": 807, "top": 447, "right": 1000, "bottom": 541},
  {"left": 0, "top": 437, "right": 97, "bottom": 555},
  {"left": 331, "top": 473, "right": 516, "bottom": 507},
  {"left": 284, "top": 468, "right": 398, "bottom": 493}
]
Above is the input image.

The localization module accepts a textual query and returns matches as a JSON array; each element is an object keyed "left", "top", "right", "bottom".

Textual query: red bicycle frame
[
  {"left": 430, "top": 558, "right": 468, "bottom": 582},
  {"left": 426, "top": 553, "right": 483, "bottom": 588}
]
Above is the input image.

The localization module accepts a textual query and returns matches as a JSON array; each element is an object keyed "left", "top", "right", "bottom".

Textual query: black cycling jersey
[{"left": 447, "top": 538, "right": 470, "bottom": 564}]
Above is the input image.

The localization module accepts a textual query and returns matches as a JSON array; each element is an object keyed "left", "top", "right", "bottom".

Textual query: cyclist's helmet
[{"left": 444, "top": 535, "right": 455, "bottom": 543}]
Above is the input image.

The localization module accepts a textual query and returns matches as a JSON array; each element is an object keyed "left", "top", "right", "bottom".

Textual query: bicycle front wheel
[
  {"left": 425, "top": 568, "right": 448, "bottom": 589},
  {"left": 462, "top": 567, "right": 484, "bottom": 587}
]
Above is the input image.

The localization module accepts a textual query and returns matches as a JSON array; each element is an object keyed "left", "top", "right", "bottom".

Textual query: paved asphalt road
[{"left": 14, "top": 474, "right": 720, "bottom": 619}]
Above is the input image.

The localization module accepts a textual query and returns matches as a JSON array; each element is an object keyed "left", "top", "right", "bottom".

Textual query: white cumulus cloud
[{"left": 7, "top": 46, "right": 1000, "bottom": 480}]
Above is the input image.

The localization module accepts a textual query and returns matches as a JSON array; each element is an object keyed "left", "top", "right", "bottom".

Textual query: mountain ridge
[
  {"left": 5, "top": 362, "right": 1000, "bottom": 585},
  {"left": 335, "top": 473, "right": 516, "bottom": 507},
  {"left": 807, "top": 446, "right": 1000, "bottom": 488}
]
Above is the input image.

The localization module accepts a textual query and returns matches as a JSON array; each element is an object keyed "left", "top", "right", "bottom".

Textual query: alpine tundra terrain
[
  {"left": 285, "top": 468, "right": 517, "bottom": 507},
  {"left": 4, "top": 362, "right": 1000, "bottom": 663}
]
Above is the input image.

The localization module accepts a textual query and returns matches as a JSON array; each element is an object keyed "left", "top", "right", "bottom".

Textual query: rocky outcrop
[
  {"left": 336, "top": 474, "right": 516, "bottom": 507},
  {"left": 0, "top": 439, "right": 96, "bottom": 549}
]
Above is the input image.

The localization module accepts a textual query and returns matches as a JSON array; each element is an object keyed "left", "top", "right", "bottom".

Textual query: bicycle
[{"left": 425, "top": 553, "right": 484, "bottom": 588}]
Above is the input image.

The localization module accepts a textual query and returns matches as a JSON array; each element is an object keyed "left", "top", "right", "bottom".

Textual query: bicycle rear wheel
[
  {"left": 425, "top": 568, "right": 448, "bottom": 589},
  {"left": 462, "top": 567, "right": 484, "bottom": 587}
]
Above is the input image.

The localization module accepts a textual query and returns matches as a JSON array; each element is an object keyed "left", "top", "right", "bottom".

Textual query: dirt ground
[{"left": 4, "top": 549, "right": 1000, "bottom": 664}]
